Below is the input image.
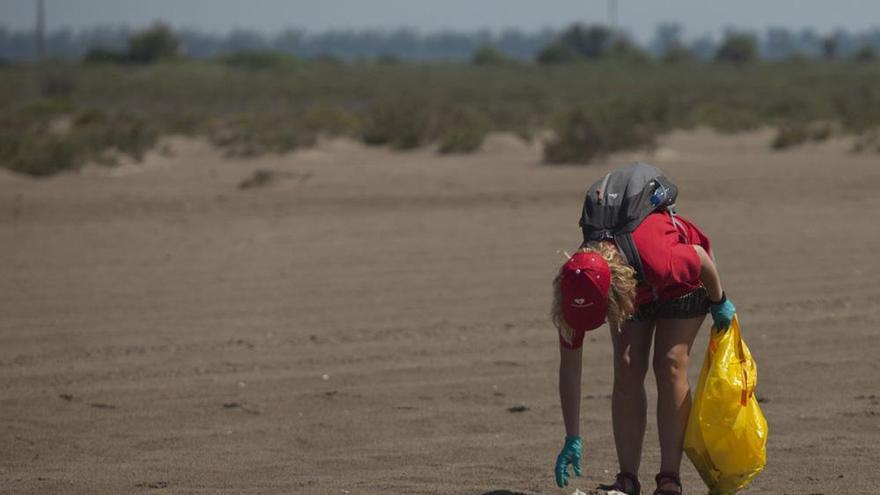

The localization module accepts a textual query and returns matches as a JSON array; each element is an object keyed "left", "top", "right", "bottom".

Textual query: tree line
[{"left": 1, "top": 23, "right": 879, "bottom": 63}]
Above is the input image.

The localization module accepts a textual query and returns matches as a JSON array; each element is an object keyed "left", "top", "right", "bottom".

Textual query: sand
[{"left": 1, "top": 130, "right": 879, "bottom": 494}]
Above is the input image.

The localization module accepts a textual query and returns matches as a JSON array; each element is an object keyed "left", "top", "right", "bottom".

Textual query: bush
[
  {"left": 559, "top": 24, "right": 613, "bottom": 60},
  {"left": 437, "top": 109, "right": 489, "bottom": 154},
  {"left": 537, "top": 23, "right": 648, "bottom": 64},
  {"left": 39, "top": 65, "right": 77, "bottom": 97},
  {"left": 715, "top": 32, "right": 758, "bottom": 64},
  {"left": 362, "top": 99, "right": 434, "bottom": 149},
  {"left": 0, "top": 134, "right": 80, "bottom": 176},
  {"left": 83, "top": 48, "right": 129, "bottom": 64},
  {"left": 771, "top": 122, "right": 833, "bottom": 150},
  {"left": 834, "top": 85, "right": 880, "bottom": 132},
  {"left": 608, "top": 37, "right": 651, "bottom": 64},
  {"left": 855, "top": 45, "right": 877, "bottom": 62},
  {"left": 128, "top": 23, "right": 181, "bottom": 63},
  {"left": 688, "top": 103, "right": 764, "bottom": 133},
  {"left": 471, "top": 45, "right": 510, "bottom": 65},
  {"left": 238, "top": 169, "right": 277, "bottom": 189},
  {"left": 852, "top": 128, "right": 880, "bottom": 152},
  {"left": 0, "top": 103, "right": 157, "bottom": 176},
  {"left": 207, "top": 115, "right": 315, "bottom": 157},
  {"left": 221, "top": 51, "right": 299, "bottom": 70},
  {"left": 536, "top": 40, "right": 579, "bottom": 64},
  {"left": 661, "top": 43, "right": 697, "bottom": 64},
  {"left": 73, "top": 111, "right": 158, "bottom": 161},
  {"left": 543, "top": 104, "right": 657, "bottom": 164},
  {"left": 300, "top": 106, "right": 359, "bottom": 136}
]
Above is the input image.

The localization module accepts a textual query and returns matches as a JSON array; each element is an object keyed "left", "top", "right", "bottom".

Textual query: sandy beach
[{"left": 2, "top": 129, "right": 879, "bottom": 494}]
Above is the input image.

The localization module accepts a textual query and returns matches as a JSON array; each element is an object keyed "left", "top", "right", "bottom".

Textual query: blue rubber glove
[
  {"left": 710, "top": 292, "right": 736, "bottom": 331},
  {"left": 554, "top": 435, "right": 582, "bottom": 487}
]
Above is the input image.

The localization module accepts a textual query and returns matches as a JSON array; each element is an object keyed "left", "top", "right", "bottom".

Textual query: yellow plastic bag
[{"left": 684, "top": 315, "right": 768, "bottom": 495}]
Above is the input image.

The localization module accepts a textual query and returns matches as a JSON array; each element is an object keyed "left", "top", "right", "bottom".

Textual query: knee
[
  {"left": 653, "top": 350, "right": 689, "bottom": 385},
  {"left": 614, "top": 352, "right": 649, "bottom": 387}
]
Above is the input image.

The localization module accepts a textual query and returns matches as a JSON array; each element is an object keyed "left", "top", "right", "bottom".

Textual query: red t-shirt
[
  {"left": 559, "top": 212, "right": 711, "bottom": 349},
  {"left": 632, "top": 212, "right": 711, "bottom": 306}
]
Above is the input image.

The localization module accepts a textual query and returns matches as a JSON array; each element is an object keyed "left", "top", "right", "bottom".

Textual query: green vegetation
[
  {"left": 128, "top": 24, "right": 181, "bottom": 63},
  {"left": 219, "top": 51, "right": 300, "bottom": 70},
  {"left": 852, "top": 128, "right": 880, "bottom": 153},
  {"left": 771, "top": 122, "right": 834, "bottom": 150},
  {"left": 0, "top": 98, "right": 157, "bottom": 176},
  {"left": 3, "top": 55, "right": 880, "bottom": 175},
  {"left": 715, "top": 32, "right": 759, "bottom": 65},
  {"left": 544, "top": 100, "right": 663, "bottom": 163},
  {"left": 471, "top": 45, "right": 511, "bottom": 66},
  {"left": 536, "top": 23, "right": 649, "bottom": 65},
  {"left": 84, "top": 23, "right": 181, "bottom": 65}
]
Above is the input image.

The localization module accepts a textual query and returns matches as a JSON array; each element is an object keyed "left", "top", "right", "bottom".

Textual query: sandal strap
[
  {"left": 599, "top": 471, "right": 641, "bottom": 495},
  {"left": 653, "top": 471, "right": 682, "bottom": 495}
]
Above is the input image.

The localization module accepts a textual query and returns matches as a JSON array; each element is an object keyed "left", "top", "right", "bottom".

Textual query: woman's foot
[
  {"left": 598, "top": 471, "right": 641, "bottom": 495},
  {"left": 653, "top": 472, "right": 682, "bottom": 495}
]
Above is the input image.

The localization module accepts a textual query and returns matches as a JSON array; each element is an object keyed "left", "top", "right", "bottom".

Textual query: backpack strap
[
  {"left": 614, "top": 232, "right": 660, "bottom": 302},
  {"left": 614, "top": 233, "right": 645, "bottom": 283}
]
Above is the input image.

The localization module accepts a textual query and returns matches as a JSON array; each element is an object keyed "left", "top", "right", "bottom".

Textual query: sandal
[
  {"left": 598, "top": 471, "right": 641, "bottom": 495},
  {"left": 653, "top": 472, "right": 682, "bottom": 495}
]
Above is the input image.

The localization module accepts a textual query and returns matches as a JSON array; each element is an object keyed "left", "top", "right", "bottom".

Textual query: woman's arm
[
  {"left": 693, "top": 245, "right": 723, "bottom": 302},
  {"left": 559, "top": 343, "right": 583, "bottom": 436}
]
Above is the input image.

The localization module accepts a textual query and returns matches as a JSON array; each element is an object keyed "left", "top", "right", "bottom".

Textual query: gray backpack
[{"left": 579, "top": 163, "right": 679, "bottom": 282}]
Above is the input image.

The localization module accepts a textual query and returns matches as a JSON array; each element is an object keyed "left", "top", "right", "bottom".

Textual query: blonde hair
[{"left": 552, "top": 241, "right": 638, "bottom": 344}]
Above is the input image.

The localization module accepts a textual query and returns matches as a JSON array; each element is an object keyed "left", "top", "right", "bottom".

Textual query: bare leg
[
  {"left": 653, "top": 315, "right": 705, "bottom": 488},
  {"left": 609, "top": 318, "right": 654, "bottom": 479}
]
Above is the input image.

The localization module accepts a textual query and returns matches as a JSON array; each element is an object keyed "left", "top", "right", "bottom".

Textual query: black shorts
[{"left": 632, "top": 287, "right": 710, "bottom": 322}]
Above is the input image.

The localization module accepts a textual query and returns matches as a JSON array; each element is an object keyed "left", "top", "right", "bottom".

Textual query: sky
[{"left": 2, "top": 0, "right": 880, "bottom": 42}]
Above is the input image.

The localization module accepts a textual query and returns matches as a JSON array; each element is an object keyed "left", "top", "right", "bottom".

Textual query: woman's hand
[
  {"left": 554, "top": 435, "right": 582, "bottom": 487},
  {"left": 710, "top": 292, "right": 736, "bottom": 331}
]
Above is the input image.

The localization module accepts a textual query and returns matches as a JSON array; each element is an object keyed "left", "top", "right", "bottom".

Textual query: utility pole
[{"left": 35, "top": 0, "right": 46, "bottom": 60}]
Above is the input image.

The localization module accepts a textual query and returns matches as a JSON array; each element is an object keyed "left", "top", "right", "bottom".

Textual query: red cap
[{"left": 560, "top": 251, "right": 611, "bottom": 332}]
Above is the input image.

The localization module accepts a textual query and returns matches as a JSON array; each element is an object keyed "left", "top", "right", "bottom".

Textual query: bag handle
[{"left": 729, "top": 316, "right": 753, "bottom": 406}]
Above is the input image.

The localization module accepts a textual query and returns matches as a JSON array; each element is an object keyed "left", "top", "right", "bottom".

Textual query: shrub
[
  {"left": 300, "top": 106, "right": 359, "bottom": 136},
  {"left": 771, "top": 122, "right": 833, "bottom": 150},
  {"left": 83, "top": 48, "right": 129, "bottom": 64},
  {"left": 855, "top": 45, "right": 877, "bottom": 62},
  {"left": 238, "top": 169, "right": 277, "bottom": 189},
  {"left": 207, "top": 115, "right": 315, "bottom": 157},
  {"left": 661, "top": 43, "right": 697, "bottom": 64},
  {"left": 39, "top": 65, "right": 77, "bottom": 98},
  {"left": 437, "top": 109, "right": 489, "bottom": 154},
  {"left": 221, "top": 51, "right": 299, "bottom": 70},
  {"left": 128, "top": 23, "right": 181, "bottom": 63},
  {"left": 559, "top": 24, "right": 613, "bottom": 60},
  {"left": 73, "top": 111, "right": 158, "bottom": 161},
  {"left": 608, "top": 37, "right": 651, "bottom": 64},
  {"left": 536, "top": 40, "right": 579, "bottom": 64},
  {"left": 0, "top": 134, "right": 80, "bottom": 176},
  {"left": 852, "top": 128, "right": 880, "bottom": 153},
  {"left": 15, "top": 98, "right": 76, "bottom": 119},
  {"left": 688, "top": 103, "right": 764, "bottom": 133},
  {"left": 834, "top": 85, "right": 880, "bottom": 132},
  {"left": 543, "top": 105, "right": 657, "bottom": 164},
  {"left": 715, "top": 32, "right": 758, "bottom": 64},
  {"left": 0, "top": 103, "right": 157, "bottom": 176},
  {"left": 537, "top": 23, "right": 647, "bottom": 64},
  {"left": 362, "top": 99, "right": 434, "bottom": 149},
  {"left": 471, "top": 45, "right": 510, "bottom": 65}
]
